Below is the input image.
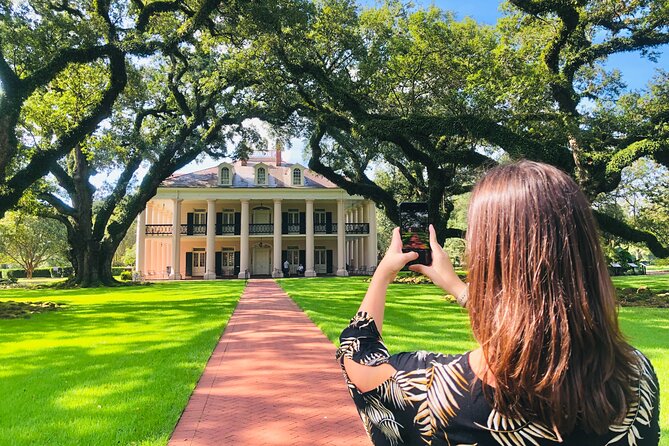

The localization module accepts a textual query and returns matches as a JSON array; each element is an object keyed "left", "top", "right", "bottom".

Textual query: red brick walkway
[{"left": 168, "top": 279, "right": 369, "bottom": 446}]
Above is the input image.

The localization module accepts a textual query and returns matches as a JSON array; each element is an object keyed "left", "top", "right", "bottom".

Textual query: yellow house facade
[{"left": 135, "top": 148, "right": 378, "bottom": 279}]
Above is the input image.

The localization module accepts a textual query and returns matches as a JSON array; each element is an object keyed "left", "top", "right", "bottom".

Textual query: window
[
  {"left": 257, "top": 167, "right": 266, "bottom": 185},
  {"left": 218, "top": 163, "right": 233, "bottom": 185},
  {"left": 288, "top": 210, "right": 299, "bottom": 225},
  {"left": 292, "top": 168, "right": 302, "bottom": 185},
  {"left": 193, "top": 210, "right": 206, "bottom": 225},
  {"left": 314, "top": 210, "right": 326, "bottom": 225},
  {"left": 220, "top": 167, "right": 230, "bottom": 184},
  {"left": 222, "top": 210, "right": 234, "bottom": 225}
]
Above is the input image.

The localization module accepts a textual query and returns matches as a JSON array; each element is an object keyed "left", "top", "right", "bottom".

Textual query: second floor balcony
[{"left": 145, "top": 222, "right": 370, "bottom": 236}]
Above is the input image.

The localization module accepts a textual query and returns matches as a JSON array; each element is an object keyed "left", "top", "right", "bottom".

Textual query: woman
[{"left": 337, "top": 161, "right": 660, "bottom": 446}]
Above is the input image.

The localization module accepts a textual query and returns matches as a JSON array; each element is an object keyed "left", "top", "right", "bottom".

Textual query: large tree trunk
[{"left": 67, "top": 236, "right": 120, "bottom": 287}]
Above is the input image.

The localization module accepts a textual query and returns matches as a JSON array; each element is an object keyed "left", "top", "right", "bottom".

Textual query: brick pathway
[{"left": 168, "top": 279, "right": 369, "bottom": 446}]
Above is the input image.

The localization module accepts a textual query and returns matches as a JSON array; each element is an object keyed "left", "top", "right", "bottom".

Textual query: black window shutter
[
  {"left": 326, "top": 250, "right": 333, "bottom": 274},
  {"left": 282, "top": 250, "right": 288, "bottom": 263},
  {"left": 299, "top": 212, "right": 306, "bottom": 234},
  {"left": 216, "top": 212, "right": 223, "bottom": 235},
  {"left": 326, "top": 212, "right": 333, "bottom": 233},
  {"left": 234, "top": 212, "right": 241, "bottom": 235},
  {"left": 215, "top": 252, "right": 222, "bottom": 277},
  {"left": 185, "top": 252, "right": 193, "bottom": 276},
  {"left": 233, "top": 251, "right": 240, "bottom": 276},
  {"left": 299, "top": 250, "right": 306, "bottom": 267},
  {"left": 186, "top": 213, "right": 194, "bottom": 235},
  {"left": 282, "top": 212, "right": 288, "bottom": 234}
]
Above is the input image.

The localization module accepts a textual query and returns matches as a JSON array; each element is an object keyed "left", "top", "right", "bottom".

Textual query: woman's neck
[{"left": 469, "top": 347, "right": 497, "bottom": 387}]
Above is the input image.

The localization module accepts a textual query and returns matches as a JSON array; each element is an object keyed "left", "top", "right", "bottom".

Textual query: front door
[
  {"left": 315, "top": 247, "right": 327, "bottom": 274},
  {"left": 192, "top": 251, "right": 206, "bottom": 276},
  {"left": 253, "top": 247, "right": 271, "bottom": 275}
]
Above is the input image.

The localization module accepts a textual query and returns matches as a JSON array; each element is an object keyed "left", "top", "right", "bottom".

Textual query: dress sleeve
[{"left": 336, "top": 311, "right": 390, "bottom": 367}]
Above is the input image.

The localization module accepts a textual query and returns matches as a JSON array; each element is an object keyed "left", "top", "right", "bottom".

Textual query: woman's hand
[
  {"left": 409, "top": 224, "right": 466, "bottom": 297},
  {"left": 375, "top": 227, "right": 419, "bottom": 282}
]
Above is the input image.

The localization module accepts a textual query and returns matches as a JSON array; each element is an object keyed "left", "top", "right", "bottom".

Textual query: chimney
[{"left": 275, "top": 140, "right": 283, "bottom": 166}]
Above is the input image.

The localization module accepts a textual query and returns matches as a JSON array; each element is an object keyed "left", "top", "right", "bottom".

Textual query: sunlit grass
[
  {"left": 612, "top": 273, "right": 669, "bottom": 291},
  {"left": 0, "top": 281, "right": 245, "bottom": 446},
  {"left": 279, "top": 276, "right": 669, "bottom": 445}
]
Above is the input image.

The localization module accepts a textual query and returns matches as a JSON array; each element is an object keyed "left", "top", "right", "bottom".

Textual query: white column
[
  {"left": 238, "top": 199, "right": 250, "bottom": 278},
  {"left": 169, "top": 199, "right": 182, "bottom": 280},
  {"left": 304, "top": 199, "right": 316, "bottom": 277},
  {"left": 352, "top": 207, "right": 359, "bottom": 269},
  {"left": 366, "top": 200, "right": 378, "bottom": 272},
  {"left": 163, "top": 242, "right": 170, "bottom": 278},
  {"left": 272, "top": 199, "right": 283, "bottom": 278},
  {"left": 145, "top": 204, "right": 154, "bottom": 276},
  {"left": 204, "top": 199, "right": 217, "bottom": 280},
  {"left": 356, "top": 205, "right": 365, "bottom": 269},
  {"left": 135, "top": 210, "right": 146, "bottom": 278},
  {"left": 336, "top": 199, "right": 348, "bottom": 276}
]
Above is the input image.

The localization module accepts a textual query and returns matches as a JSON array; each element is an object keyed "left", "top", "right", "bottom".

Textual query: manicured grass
[
  {"left": 278, "top": 276, "right": 669, "bottom": 445},
  {"left": 612, "top": 273, "right": 669, "bottom": 291},
  {"left": 0, "top": 281, "right": 245, "bottom": 446}
]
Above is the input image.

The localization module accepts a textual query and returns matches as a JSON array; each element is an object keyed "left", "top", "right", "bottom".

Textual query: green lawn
[
  {"left": 0, "top": 281, "right": 245, "bottom": 446},
  {"left": 612, "top": 273, "right": 669, "bottom": 291},
  {"left": 278, "top": 276, "right": 669, "bottom": 445}
]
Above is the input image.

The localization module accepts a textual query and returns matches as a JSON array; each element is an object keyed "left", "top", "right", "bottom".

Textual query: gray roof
[{"left": 161, "top": 159, "right": 338, "bottom": 189}]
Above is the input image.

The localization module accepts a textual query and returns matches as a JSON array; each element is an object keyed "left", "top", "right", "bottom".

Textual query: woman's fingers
[
  {"left": 408, "top": 264, "right": 427, "bottom": 274},
  {"left": 428, "top": 225, "right": 443, "bottom": 258},
  {"left": 389, "top": 227, "right": 402, "bottom": 252}
]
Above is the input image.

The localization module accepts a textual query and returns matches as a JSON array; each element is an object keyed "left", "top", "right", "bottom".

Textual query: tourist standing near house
[
  {"left": 283, "top": 259, "right": 290, "bottom": 277},
  {"left": 134, "top": 142, "right": 378, "bottom": 280}
]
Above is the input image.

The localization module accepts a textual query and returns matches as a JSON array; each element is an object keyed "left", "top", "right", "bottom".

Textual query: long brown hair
[{"left": 466, "top": 160, "right": 638, "bottom": 435}]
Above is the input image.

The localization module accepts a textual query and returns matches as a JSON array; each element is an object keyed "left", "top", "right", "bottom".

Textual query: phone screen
[{"left": 400, "top": 202, "right": 432, "bottom": 267}]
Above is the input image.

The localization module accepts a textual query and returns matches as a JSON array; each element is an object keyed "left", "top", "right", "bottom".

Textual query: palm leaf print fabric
[{"left": 336, "top": 312, "right": 660, "bottom": 446}]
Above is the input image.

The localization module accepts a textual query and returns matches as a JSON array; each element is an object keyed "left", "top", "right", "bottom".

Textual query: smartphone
[{"left": 399, "top": 202, "right": 432, "bottom": 268}]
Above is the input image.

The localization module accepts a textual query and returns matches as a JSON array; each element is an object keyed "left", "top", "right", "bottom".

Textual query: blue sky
[{"left": 409, "top": 0, "right": 668, "bottom": 92}]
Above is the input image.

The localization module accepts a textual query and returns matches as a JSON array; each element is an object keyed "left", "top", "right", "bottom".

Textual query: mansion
[{"left": 135, "top": 146, "right": 378, "bottom": 279}]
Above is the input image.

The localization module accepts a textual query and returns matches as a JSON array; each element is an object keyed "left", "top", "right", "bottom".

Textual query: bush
[
  {"left": 112, "top": 266, "right": 133, "bottom": 276},
  {"left": 7, "top": 270, "right": 25, "bottom": 279},
  {"left": 7, "top": 268, "right": 52, "bottom": 279},
  {"left": 654, "top": 257, "right": 669, "bottom": 266},
  {"left": 119, "top": 270, "right": 133, "bottom": 281}
]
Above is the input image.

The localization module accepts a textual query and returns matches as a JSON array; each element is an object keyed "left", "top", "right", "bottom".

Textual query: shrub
[
  {"left": 654, "top": 257, "right": 669, "bottom": 267},
  {"left": 7, "top": 270, "right": 26, "bottom": 279},
  {"left": 119, "top": 270, "right": 133, "bottom": 281},
  {"left": 7, "top": 269, "right": 53, "bottom": 279},
  {"left": 112, "top": 266, "right": 133, "bottom": 276}
]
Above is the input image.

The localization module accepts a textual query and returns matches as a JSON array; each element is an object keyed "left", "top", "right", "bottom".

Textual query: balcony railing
[
  {"left": 285, "top": 224, "right": 302, "bottom": 234},
  {"left": 249, "top": 224, "right": 273, "bottom": 235},
  {"left": 218, "top": 224, "right": 235, "bottom": 235},
  {"left": 146, "top": 222, "right": 369, "bottom": 235},
  {"left": 332, "top": 223, "right": 370, "bottom": 234},
  {"left": 145, "top": 224, "right": 172, "bottom": 236}
]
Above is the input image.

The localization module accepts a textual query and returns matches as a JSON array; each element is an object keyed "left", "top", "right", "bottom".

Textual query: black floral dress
[{"left": 336, "top": 312, "right": 661, "bottom": 446}]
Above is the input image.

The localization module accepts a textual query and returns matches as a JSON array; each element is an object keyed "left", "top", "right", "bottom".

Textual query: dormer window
[
  {"left": 221, "top": 167, "right": 230, "bottom": 184},
  {"left": 292, "top": 168, "right": 302, "bottom": 186},
  {"left": 290, "top": 164, "right": 305, "bottom": 186},
  {"left": 218, "top": 162, "right": 234, "bottom": 186},
  {"left": 254, "top": 163, "right": 269, "bottom": 186}
]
